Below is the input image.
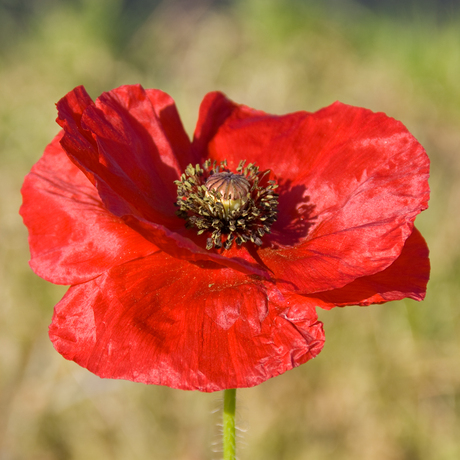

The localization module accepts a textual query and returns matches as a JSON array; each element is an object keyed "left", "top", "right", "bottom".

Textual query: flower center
[{"left": 175, "top": 160, "right": 278, "bottom": 250}]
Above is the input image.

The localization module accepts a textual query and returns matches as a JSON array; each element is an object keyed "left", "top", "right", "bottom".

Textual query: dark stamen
[{"left": 175, "top": 160, "right": 278, "bottom": 250}]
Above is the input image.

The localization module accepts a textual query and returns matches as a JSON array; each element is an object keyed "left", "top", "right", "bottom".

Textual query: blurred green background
[{"left": 1, "top": 0, "right": 459, "bottom": 458}]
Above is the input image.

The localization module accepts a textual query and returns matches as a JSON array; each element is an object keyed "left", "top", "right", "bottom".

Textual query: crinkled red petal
[
  {"left": 311, "top": 227, "right": 430, "bottom": 308},
  {"left": 57, "top": 84, "right": 187, "bottom": 225},
  {"left": 49, "top": 252, "right": 325, "bottom": 391},
  {"left": 19, "top": 134, "right": 158, "bottom": 285},
  {"left": 194, "top": 95, "right": 430, "bottom": 293}
]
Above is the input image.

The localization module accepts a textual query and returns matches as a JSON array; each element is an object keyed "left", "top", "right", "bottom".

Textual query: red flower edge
[{"left": 20, "top": 85, "right": 430, "bottom": 391}]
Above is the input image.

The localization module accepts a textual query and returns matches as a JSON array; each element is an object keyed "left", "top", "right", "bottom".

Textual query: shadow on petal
[{"left": 268, "top": 179, "right": 317, "bottom": 247}]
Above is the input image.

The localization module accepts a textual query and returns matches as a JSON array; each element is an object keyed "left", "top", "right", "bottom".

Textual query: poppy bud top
[
  {"left": 205, "top": 172, "right": 250, "bottom": 218},
  {"left": 175, "top": 159, "right": 278, "bottom": 250}
]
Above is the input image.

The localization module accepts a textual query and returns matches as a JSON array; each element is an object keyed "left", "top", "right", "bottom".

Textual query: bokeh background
[{"left": 1, "top": 0, "right": 459, "bottom": 458}]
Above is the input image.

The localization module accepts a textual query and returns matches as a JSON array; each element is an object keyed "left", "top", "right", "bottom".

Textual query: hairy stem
[{"left": 223, "top": 389, "right": 236, "bottom": 460}]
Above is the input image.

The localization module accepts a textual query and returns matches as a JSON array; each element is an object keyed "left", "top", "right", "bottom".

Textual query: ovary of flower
[{"left": 205, "top": 172, "right": 250, "bottom": 219}]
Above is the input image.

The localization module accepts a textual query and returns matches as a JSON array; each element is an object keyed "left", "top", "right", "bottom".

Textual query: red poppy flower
[{"left": 20, "top": 85, "right": 430, "bottom": 392}]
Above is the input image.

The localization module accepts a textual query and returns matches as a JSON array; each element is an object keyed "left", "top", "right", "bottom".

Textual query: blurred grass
[{"left": 1, "top": 0, "right": 460, "bottom": 459}]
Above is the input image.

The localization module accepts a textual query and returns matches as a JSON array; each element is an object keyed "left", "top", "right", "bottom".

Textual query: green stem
[{"left": 223, "top": 389, "right": 236, "bottom": 460}]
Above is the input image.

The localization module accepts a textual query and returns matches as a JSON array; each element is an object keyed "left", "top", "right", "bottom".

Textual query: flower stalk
[{"left": 223, "top": 389, "right": 236, "bottom": 460}]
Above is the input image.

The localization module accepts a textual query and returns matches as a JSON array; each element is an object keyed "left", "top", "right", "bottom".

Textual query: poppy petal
[
  {"left": 20, "top": 134, "right": 158, "bottom": 285},
  {"left": 197, "top": 98, "right": 429, "bottom": 292},
  {"left": 311, "top": 227, "right": 430, "bottom": 308},
  {"left": 57, "top": 84, "right": 189, "bottom": 225},
  {"left": 49, "top": 252, "right": 325, "bottom": 391}
]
